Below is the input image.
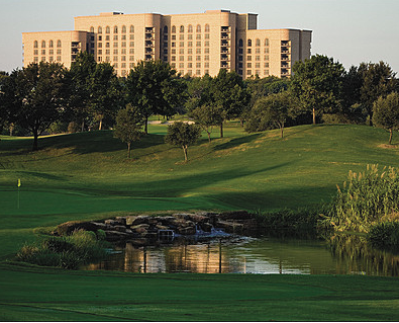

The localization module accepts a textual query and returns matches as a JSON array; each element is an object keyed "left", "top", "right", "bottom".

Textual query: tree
[
  {"left": 245, "top": 91, "right": 297, "bottom": 138},
  {"left": 127, "top": 60, "right": 181, "bottom": 134},
  {"left": 165, "top": 122, "right": 201, "bottom": 162},
  {"left": 14, "top": 62, "right": 66, "bottom": 150},
  {"left": 190, "top": 105, "right": 222, "bottom": 143},
  {"left": 372, "top": 92, "right": 399, "bottom": 145},
  {"left": 114, "top": 104, "right": 144, "bottom": 158},
  {"left": 66, "top": 52, "right": 97, "bottom": 131},
  {"left": 291, "top": 55, "right": 345, "bottom": 125},
  {"left": 212, "top": 69, "right": 249, "bottom": 137},
  {"left": 0, "top": 71, "right": 17, "bottom": 135},
  {"left": 88, "top": 62, "right": 121, "bottom": 130},
  {"left": 360, "top": 61, "right": 397, "bottom": 123}
]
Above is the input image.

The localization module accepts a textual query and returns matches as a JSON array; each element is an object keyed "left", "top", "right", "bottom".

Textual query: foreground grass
[{"left": 1, "top": 262, "right": 399, "bottom": 321}]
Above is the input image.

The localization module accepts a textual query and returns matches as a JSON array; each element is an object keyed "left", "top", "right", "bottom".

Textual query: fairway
[{"left": 1, "top": 123, "right": 399, "bottom": 321}]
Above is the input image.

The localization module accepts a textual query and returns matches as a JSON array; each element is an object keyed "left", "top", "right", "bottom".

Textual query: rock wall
[{"left": 55, "top": 211, "right": 258, "bottom": 246}]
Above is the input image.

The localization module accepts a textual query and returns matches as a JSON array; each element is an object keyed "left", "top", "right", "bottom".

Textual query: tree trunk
[
  {"left": 220, "top": 122, "right": 224, "bottom": 138},
  {"left": 81, "top": 119, "right": 85, "bottom": 132},
  {"left": 207, "top": 131, "right": 211, "bottom": 143},
  {"left": 389, "top": 128, "right": 393, "bottom": 145},
  {"left": 32, "top": 130, "right": 39, "bottom": 151},
  {"left": 144, "top": 115, "right": 148, "bottom": 134},
  {"left": 9, "top": 123, "right": 14, "bottom": 137},
  {"left": 280, "top": 124, "right": 284, "bottom": 139},
  {"left": 183, "top": 146, "right": 188, "bottom": 162},
  {"left": 127, "top": 142, "right": 131, "bottom": 158},
  {"left": 99, "top": 118, "right": 103, "bottom": 131},
  {"left": 312, "top": 107, "right": 316, "bottom": 125}
]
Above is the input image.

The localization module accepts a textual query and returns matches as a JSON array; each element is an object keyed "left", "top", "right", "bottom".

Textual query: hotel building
[{"left": 22, "top": 10, "right": 312, "bottom": 79}]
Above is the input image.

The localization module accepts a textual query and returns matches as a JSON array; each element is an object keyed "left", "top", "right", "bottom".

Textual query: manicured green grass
[
  {"left": 1, "top": 262, "right": 399, "bottom": 321},
  {"left": 1, "top": 123, "right": 399, "bottom": 321}
]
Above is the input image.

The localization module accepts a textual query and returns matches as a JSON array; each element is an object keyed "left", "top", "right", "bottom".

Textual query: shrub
[
  {"left": 368, "top": 221, "right": 399, "bottom": 251},
  {"left": 329, "top": 164, "right": 399, "bottom": 233}
]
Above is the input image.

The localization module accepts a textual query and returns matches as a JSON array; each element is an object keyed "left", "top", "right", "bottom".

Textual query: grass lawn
[{"left": 1, "top": 122, "right": 399, "bottom": 321}]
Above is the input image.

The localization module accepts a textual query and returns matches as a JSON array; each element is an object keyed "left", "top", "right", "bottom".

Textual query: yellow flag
[{"left": 18, "top": 179, "right": 21, "bottom": 188}]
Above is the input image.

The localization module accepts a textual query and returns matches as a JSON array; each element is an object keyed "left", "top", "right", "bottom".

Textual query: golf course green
[{"left": 1, "top": 122, "right": 399, "bottom": 321}]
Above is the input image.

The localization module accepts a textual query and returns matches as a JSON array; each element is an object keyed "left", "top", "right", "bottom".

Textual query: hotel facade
[{"left": 22, "top": 10, "right": 312, "bottom": 79}]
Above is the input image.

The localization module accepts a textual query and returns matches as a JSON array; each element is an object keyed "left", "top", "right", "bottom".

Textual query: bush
[
  {"left": 329, "top": 164, "right": 399, "bottom": 233},
  {"left": 368, "top": 222, "right": 399, "bottom": 251}
]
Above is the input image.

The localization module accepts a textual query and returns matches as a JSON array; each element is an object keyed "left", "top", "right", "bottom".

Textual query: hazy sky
[{"left": 1, "top": 0, "right": 398, "bottom": 73}]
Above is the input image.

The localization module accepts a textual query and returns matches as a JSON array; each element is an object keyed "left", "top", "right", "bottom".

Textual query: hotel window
[
  {"left": 122, "top": 42, "right": 126, "bottom": 47},
  {"left": 247, "top": 48, "right": 252, "bottom": 54},
  {"left": 264, "top": 62, "right": 269, "bottom": 68},
  {"left": 49, "top": 49, "right": 53, "bottom": 55},
  {"left": 204, "top": 48, "right": 209, "bottom": 54},
  {"left": 188, "top": 48, "right": 193, "bottom": 54},
  {"left": 196, "top": 70, "right": 201, "bottom": 75},
  {"left": 172, "top": 35, "right": 176, "bottom": 40},
  {"left": 264, "top": 38, "right": 269, "bottom": 46},
  {"left": 238, "top": 56, "right": 243, "bottom": 61},
  {"left": 130, "top": 63, "right": 134, "bottom": 68},
  {"left": 41, "top": 50, "right": 46, "bottom": 55},
  {"left": 196, "top": 62, "right": 201, "bottom": 68},
  {"left": 255, "top": 70, "right": 260, "bottom": 75},
  {"left": 57, "top": 56, "right": 61, "bottom": 62},
  {"left": 264, "top": 55, "right": 269, "bottom": 61},
  {"left": 114, "top": 35, "right": 118, "bottom": 41},
  {"left": 41, "top": 40, "right": 46, "bottom": 48},
  {"left": 247, "top": 56, "right": 252, "bottom": 61},
  {"left": 180, "top": 34, "right": 184, "bottom": 40},
  {"left": 187, "top": 70, "right": 192, "bottom": 76},
  {"left": 129, "top": 56, "right": 134, "bottom": 61},
  {"left": 34, "top": 40, "right": 38, "bottom": 48},
  {"left": 106, "top": 26, "right": 110, "bottom": 34},
  {"left": 179, "top": 56, "right": 184, "bottom": 61},
  {"left": 264, "top": 70, "right": 269, "bottom": 76},
  {"left": 171, "top": 42, "right": 176, "bottom": 47},
  {"left": 130, "top": 48, "right": 134, "bottom": 54},
  {"left": 196, "top": 48, "right": 201, "bottom": 54},
  {"left": 172, "top": 25, "right": 176, "bottom": 33},
  {"left": 130, "top": 42, "right": 134, "bottom": 47},
  {"left": 205, "top": 41, "right": 209, "bottom": 47},
  {"left": 196, "top": 55, "right": 201, "bottom": 61},
  {"left": 105, "top": 57, "right": 110, "bottom": 62},
  {"left": 98, "top": 50, "right": 102, "bottom": 55},
  {"left": 255, "top": 56, "right": 260, "bottom": 61},
  {"left": 98, "top": 35, "right": 102, "bottom": 41},
  {"left": 34, "top": 57, "right": 39, "bottom": 62},
  {"left": 188, "top": 41, "right": 192, "bottom": 47},
  {"left": 205, "top": 24, "right": 210, "bottom": 32},
  {"left": 164, "top": 26, "right": 168, "bottom": 33},
  {"left": 196, "top": 34, "right": 201, "bottom": 40},
  {"left": 205, "top": 34, "right": 210, "bottom": 39},
  {"left": 205, "top": 62, "right": 209, "bottom": 68},
  {"left": 49, "top": 40, "right": 53, "bottom": 48},
  {"left": 172, "top": 49, "right": 176, "bottom": 54},
  {"left": 113, "top": 49, "right": 118, "bottom": 54},
  {"left": 57, "top": 49, "right": 62, "bottom": 54},
  {"left": 205, "top": 55, "right": 209, "bottom": 61},
  {"left": 196, "top": 41, "right": 201, "bottom": 47},
  {"left": 264, "top": 48, "right": 269, "bottom": 54},
  {"left": 130, "top": 25, "right": 134, "bottom": 33},
  {"left": 130, "top": 34, "right": 134, "bottom": 40},
  {"left": 179, "top": 63, "right": 184, "bottom": 68},
  {"left": 122, "top": 25, "right": 126, "bottom": 33},
  {"left": 106, "top": 50, "right": 110, "bottom": 55},
  {"left": 247, "top": 63, "right": 252, "bottom": 68},
  {"left": 114, "top": 63, "right": 118, "bottom": 68},
  {"left": 90, "top": 27, "right": 94, "bottom": 33},
  {"left": 106, "top": 35, "right": 110, "bottom": 41},
  {"left": 180, "top": 25, "right": 184, "bottom": 33},
  {"left": 256, "top": 39, "right": 260, "bottom": 47},
  {"left": 171, "top": 63, "right": 176, "bottom": 68},
  {"left": 188, "top": 25, "right": 193, "bottom": 33},
  {"left": 247, "top": 70, "right": 252, "bottom": 76},
  {"left": 57, "top": 40, "right": 61, "bottom": 48},
  {"left": 248, "top": 39, "right": 252, "bottom": 47},
  {"left": 114, "top": 42, "right": 118, "bottom": 47},
  {"left": 238, "top": 39, "right": 243, "bottom": 47},
  {"left": 122, "top": 70, "right": 127, "bottom": 77},
  {"left": 179, "top": 49, "right": 184, "bottom": 54},
  {"left": 164, "top": 42, "right": 168, "bottom": 48},
  {"left": 98, "top": 26, "right": 102, "bottom": 34},
  {"left": 49, "top": 57, "right": 53, "bottom": 62},
  {"left": 122, "top": 49, "right": 126, "bottom": 54},
  {"left": 98, "top": 43, "right": 102, "bottom": 48},
  {"left": 180, "top": 42, "right": 184, "bottom": 47},
  {"left": 188, "top": 56, "right": 192, "bottom": 61},
  {"left": 188, "top": 63, "right": 192, "bottom": 68},
  {"left": 34, "top": 50, "right": 38, "bottom": 55},
  {"left": 106, "top": 42, "right": 110, "bottom": 48},
  {"left": 188, "top": 34, "right": 193, "bottom": 40},
  {"left": 255, "top": 63, "right": 260, "bottom": 68},
  {"left": 256, "top": 48, "right": 260, "bottom": 54},
  {"left": 122, "top": 56, "right": 126, "bottom": 61},
  {"left": 196, "top": 24, "right": 201, "bottom": 33}
]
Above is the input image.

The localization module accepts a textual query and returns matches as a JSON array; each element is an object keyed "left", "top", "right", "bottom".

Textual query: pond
[{"left": 84, "top": 235, "right": 399, "bottom": 276}]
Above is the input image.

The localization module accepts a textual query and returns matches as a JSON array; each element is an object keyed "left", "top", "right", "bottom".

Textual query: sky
[{"left": 0, "top": 0, "right": 398, "bottom": 74}]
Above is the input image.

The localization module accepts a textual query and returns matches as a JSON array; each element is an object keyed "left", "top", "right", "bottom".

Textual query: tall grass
[
  {"left": 329, "top": 164, "right": 399, "bottom": 232},
  {"left": 15, "top": 229, "right": 109, "bottom": 269}
]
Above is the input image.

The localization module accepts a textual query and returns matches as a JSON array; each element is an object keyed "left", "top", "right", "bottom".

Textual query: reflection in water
[{"left": 84, "top": 236, "right": 399, "bottom": 276}]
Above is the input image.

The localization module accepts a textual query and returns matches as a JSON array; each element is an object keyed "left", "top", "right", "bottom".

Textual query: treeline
[{"left": 0, "top": 52, "right": 398, "bottom": 150}]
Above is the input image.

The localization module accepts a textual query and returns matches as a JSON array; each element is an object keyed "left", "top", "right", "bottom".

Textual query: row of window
[
  {"left": 170, "top": 55, "right": 210, "bottom": 61},
  {"left": 33, "top": 56, "right": 62, "bottom": 63},
  {"left": 33, "top": 40, "right": 62, "bottom": 48},
  {"left": 34, "top": 49, "right": 62, "bottom": 55},
  {"left": 89, "top": 24, "right": 211, "bottom": 35},
  {"left": 238, "top": 38, "right": 270, "bottom": 47},
  {"left": 238, "top": 69, "right": 270, "bottom": 76}
]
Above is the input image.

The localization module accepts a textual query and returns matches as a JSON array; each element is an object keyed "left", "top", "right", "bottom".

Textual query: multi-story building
[{"left": 22, "top": 10, "right": 312, "bottom": 79}]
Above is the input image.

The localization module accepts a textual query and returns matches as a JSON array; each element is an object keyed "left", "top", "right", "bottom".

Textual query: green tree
[
  {"left": 66, "top": 52, "right": 97, "bottom": 132},
  {"left": 291, "top": 55, "right": 345, "bottom": 125},
  {"left": 245, "top": 91, "right": 297, "bottom": 138},
  {"left": 0, "top": 71, "right": 18, "bottom": 135},
  {"left": 372, "top": 92, "right": 399, "bottom": 144},
  {"left": 114, "top": 104, "right": 144, "bottom": 158},
  {"left": 212, "top": 69, "right": 249, "bottom": 137},
  {"left": 14, "top": 62, "right": 66, "bottom": 150},
  {"left": 165, "top": 122, "right": 201, "bottom": 162},
  {"left": 360, "top": 61, "right": 397, "bottom": 123},
  {"left": 190, "top": 105, "right": 221, "bottom": 143},
  {"left": 127, "top": 60, "right": 181, "bottom": 134},
  {"left": 88, "top": 62, "right": 121, "bottom": 130}
]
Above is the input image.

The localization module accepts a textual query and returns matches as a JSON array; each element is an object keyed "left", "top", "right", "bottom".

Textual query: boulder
[
  {"left": 131, "top": 215, "right": 151, "bottom": 226},
  {"left": 125, "top": 216, "right": 138, "bottom": 226}
]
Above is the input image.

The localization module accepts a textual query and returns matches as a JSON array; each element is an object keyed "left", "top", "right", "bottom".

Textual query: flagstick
[{"left": 17, "top": 187, "right": 20, "bottom": 209}]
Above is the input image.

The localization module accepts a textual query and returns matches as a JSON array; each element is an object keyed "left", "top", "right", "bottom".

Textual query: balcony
[
  {"left": 281, "top": 41, "right": 290, "bottom": 47},
  {"left": 145, "top": 41, "right": 154, "bottom": 48},
  {"left": 221, "top": 55, "right": 230, "bottom": 62},
  {"left": 221, "top": 26, "right": 230, "bottom": 33},
  {"left": 281, "top": 56, "right": 290, "bottom": 62},
  {"left": 281, "top": 50, "right": 290, "bottom": 55}
]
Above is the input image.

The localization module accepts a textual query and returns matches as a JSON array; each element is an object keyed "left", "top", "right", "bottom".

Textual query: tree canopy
[
  {"left": 165, "top": 122, "right": 201, "bottom": 162},
  {"left": 372, "top": 92, "right": 399, "bottom": 144}
]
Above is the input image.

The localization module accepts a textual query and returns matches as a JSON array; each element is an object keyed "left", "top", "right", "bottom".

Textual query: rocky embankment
[{"left": 55, "top": 211, "right": 258, "bottom": 246}]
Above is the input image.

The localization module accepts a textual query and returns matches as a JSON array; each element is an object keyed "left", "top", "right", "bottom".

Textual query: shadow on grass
[{"left": 213, "top": 134, "right": 261, "bottom": 151}]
